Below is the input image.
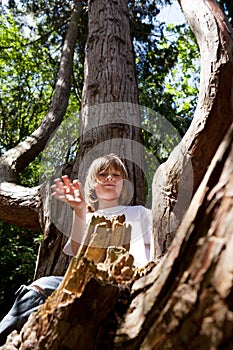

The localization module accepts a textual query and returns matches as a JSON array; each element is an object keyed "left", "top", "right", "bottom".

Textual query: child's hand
[{"left": 51, "top": 175, "right": 86, "bottom": 211}]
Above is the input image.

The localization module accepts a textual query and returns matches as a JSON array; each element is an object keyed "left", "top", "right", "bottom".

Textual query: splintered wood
[
  {"left": 59, "top": 214, "right": 133, "bottom": 297},
  {"left": 82, "top": 214, "right": 131, "bottom": 262}
]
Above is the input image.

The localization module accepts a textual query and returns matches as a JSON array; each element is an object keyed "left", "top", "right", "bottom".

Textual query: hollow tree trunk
[{"left": 152, "top": 0, "right": 233, "bottom": 259}]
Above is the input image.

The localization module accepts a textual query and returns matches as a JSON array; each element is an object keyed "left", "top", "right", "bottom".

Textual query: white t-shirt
[{"left": 63, "top": 205, "right": 152, "bottom": 268}]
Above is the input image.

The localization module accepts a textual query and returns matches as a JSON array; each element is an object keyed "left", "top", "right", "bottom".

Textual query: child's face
[{"left": 94, "top": 167, "right": 123, "bottom": 204}]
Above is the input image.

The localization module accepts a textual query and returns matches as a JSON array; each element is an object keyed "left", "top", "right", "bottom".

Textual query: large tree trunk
[
  {"left": 34, "top": 0, "right": 147, "bottom": 277},
  {"left": 71, "top": 0, "right": 146, "bottom": 206},
  {"left": 151, "top": 0, "right": 233, "bottom": 260}
]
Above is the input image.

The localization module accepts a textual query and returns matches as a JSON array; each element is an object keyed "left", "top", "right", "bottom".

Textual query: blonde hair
[{"left": 84, "top": 154, "right": 130, "bottom": 211}]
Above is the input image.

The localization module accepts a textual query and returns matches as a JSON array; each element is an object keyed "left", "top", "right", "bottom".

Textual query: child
[{"left": 0, "top": 153, "right": 152, "bottom": 345}]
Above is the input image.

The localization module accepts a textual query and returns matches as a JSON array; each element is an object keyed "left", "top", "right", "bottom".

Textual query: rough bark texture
[
  {"left": 71, "top": 0, "right": 146, "bottom": 206},
  {"left": 0, "top": 183, "right": 40, "bottom": 229},
  {"left": 33, "top": 182, "right": 71, "bottom": 278},
  {"left": 152, "top": 0, "right": 233, "bottom": 259},
  {"left": 114, "top": 123, "right": 233, "bottom": 350}
]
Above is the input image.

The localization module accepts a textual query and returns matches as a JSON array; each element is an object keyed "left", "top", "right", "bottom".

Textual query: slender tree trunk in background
[
  {"left": 0, "top": 0, "right": 82, "bottom": 278},
  {"left": 33, "top": 1, "right": 82, "bottom": 278},
  {"left": 151, "top": 0, "right": 233, "bottom": 260}
]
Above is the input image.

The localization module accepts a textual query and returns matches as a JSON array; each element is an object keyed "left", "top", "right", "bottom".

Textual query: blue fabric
[
  {"left": 29, "top": 275, "right": 63, "bottom": 293},
  {"left": 0, "top": 276, "right": 63, "bottom": 345}
]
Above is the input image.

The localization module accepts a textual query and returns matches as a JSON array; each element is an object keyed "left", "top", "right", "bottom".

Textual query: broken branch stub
[{"left": 60, "top": 214, "right": 133, "bottom": 294}]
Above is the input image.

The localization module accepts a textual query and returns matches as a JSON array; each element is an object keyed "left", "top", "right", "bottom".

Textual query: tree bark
[
  {"left": 0, "top": 182, "right": 40, "bottom": 229},
  {"left": 152, "top": 0, "right": 233, "bottom": 259},
  {"left": 71, "top": 0, "right": 146, "bottom": 206},
  {"left": 115, "top": 122, "right": 233, "bottom": 350}
]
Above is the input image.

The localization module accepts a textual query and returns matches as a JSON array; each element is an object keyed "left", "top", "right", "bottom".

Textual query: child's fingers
[
  {"left": 51, "top": 176, "right": 85, "bottom": 206},
  {"left": 62, "top": 175, "right": 71, "bottom": 187},
  {"left": 72, "top": 180, "right": 84, "bottom": 196},
  {"left": 52, "top": 178, "right": 65, "bottom": 193},
  {"left": 72, "top": 179, "right": 81, "bottom": 188},
  {"left": 73, "top": 189, "right": 81, "bottom": 201},
  {"left": 51, "top": 178, "right": 68, "bottom": 200}
]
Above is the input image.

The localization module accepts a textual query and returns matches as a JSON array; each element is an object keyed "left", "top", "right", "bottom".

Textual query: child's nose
[{"left": 106, "top": 174, "right": 113, "bottom": 180}]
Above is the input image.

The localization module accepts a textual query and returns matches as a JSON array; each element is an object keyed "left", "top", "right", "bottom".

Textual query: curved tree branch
[
  {"left": 0, "top": 1, "right": 82, "bottom": 227},
  {"left": 116, "top": 122, "right": 233, "bottom": 350},
  {"left": 0, "top": 0, "right": 81, "bottom": 183},
  {"left": 152, "top": 0, "right": 233, "bottom": 259}
]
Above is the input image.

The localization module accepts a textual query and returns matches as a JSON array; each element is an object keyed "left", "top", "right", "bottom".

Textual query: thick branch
[
  {"left": 0, "top": 182, "right": 40, "bottom": 229},
  {"left": 116, "top": 123, "right": 233, "bottom": 350},
  {"left": 152, "top": 0, "right": 233, "bottom": 258}
]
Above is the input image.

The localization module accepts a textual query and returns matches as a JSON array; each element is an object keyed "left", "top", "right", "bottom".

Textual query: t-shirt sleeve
[
  {"left": 141, "top": 207, "right": 152, "bottom": 262},
  {"left": 141, "top": 207, "right": 152, "bottom": 244},
  {"left": 63, "top": 238, "right": 74, "bottom": 256}
]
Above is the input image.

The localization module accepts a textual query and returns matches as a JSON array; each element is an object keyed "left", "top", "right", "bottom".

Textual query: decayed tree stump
[{"left": 1, "top": 214, "right": 151, "bottom": 350}]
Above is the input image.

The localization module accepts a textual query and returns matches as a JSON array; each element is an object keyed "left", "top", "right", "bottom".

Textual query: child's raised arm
[{"left": 51, "top": 175, "right": 87, "bottom": 255}]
